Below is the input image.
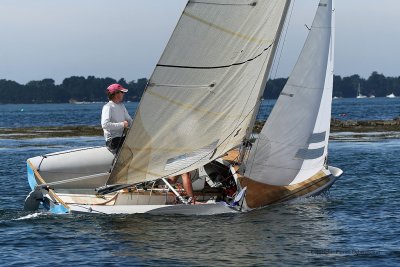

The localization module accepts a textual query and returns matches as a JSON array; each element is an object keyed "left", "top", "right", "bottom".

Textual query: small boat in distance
[
  {"left": 356, "top": 84, "right": 367, "bottom": 99},
  {"left": 69, "top": 99, "right": 90, "bottom": 104},
  {"left": 386, "top": 93, "right": 396, "bottom": 98}
]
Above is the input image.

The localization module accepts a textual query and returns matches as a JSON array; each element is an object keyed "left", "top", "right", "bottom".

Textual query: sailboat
[
  {"left": 356, "top": 84, "right": 367, "bottom": 99},
  {"left": 386, "top": 93, "right": 396, "bottom": 98},
  {"left": 24, "top": 0, "right": 342, "bottom": 215}
]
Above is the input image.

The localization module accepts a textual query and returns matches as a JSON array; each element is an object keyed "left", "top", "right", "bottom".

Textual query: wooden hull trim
[{"left": 238, "top": 166, "right": 342, "bottom": 210}]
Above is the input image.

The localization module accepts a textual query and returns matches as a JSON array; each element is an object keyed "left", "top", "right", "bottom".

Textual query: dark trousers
[{"left": 106, "top": 136, "right": 125, "bottom": 154}]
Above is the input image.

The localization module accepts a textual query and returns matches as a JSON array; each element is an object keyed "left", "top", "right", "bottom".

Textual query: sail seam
[
  {"left": 188, "top": 0, "right": 257, "bottom": 6},
  {"left": 182, "top": 11, "right": 269, "bottom": 44},
  {"left": 148, "top": 82, "right": 215, "bottom": 89},
  {"left": 146, "top": 90, "right": 252, "bottom": 121},
  {"left": 157, "top": 43, "right": 273, "bottom": 70}
]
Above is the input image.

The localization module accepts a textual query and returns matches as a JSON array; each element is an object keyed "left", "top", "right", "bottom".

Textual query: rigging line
[
  {"left": 246, "top": 1, "right": 296, "bottom": 174},
  {"left": 272, "top": 0, "right": 296, "bottom": 79},
  {"left": 228, "top": 37, "right": 275, "bottom": 148},
  {"left": 157, "top": 43, "right": 273, "bottom": 70},
  {"left": 188, "top": 0, "right": 257, "bottom": 6},
  {"left": 40, "top": 147, "right": 102, "bottom": 158},
  {"left": 148, "top": 82, "right": 215, "bottom": 89},
  {"left": 37, "top": 156, "right": 45, "bottom": 171},
  {"left": 94, "top": 193, "right": 119, "bottom": 206},
  {"left": 41, "top": 172, "right": 110, "bottom": 187}
]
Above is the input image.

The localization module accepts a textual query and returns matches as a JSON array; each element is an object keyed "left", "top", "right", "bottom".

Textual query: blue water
[
  {"left": 1, "top": 97, "right": 399, "bottom": 129},
  {"left": 257, "top": 97, "right": 400, "bottom": 121},
  {"left": 0, "top": 102, "right": 139, "bottom": 128},
  {"left": 0, "top": 98, "right": 399, "bottom": 266}
]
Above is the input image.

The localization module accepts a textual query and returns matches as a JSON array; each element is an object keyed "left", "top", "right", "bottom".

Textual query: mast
[
  {"left": 238, "top": 0, "right": 292, "bottom": 168},
  {"left": 244, "top": 0, "right": 292, "bottom": 143}
]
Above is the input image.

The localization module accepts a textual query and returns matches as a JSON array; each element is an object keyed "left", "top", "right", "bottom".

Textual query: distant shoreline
[
  {"left": 1, "top": 119, "right": 400, "bottom": 140},
  {"left": 1, "top": 72, "right": 399, "bottom": 104},
  {"left": 253, "top": 119, "right": 400, "bottom": 133},
  {"left": 0, "top": 125, "right": 103, "bottom": 139}
]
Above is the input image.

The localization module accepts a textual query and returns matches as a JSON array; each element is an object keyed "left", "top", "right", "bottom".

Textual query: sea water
[
  {"left": 0, "top": 97, "right": 399, "bottom": 129},
  {"left": 0, "top": 98, "right": 399, "bottom": 266}
]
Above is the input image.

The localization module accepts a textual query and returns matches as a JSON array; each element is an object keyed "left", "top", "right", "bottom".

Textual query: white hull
[
  {"left": 387, "top": 93, "right": 396, "bottom": 98},
  {"left": 26, "top": 147, "right": 245, "bottom": 215},
  {"left": 26, "top": 147, "right": 342, "bottom": 215}
]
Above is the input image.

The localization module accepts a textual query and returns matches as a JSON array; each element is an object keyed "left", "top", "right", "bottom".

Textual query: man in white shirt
[{"left": 101, "top": 83, "right": 133, "bottom": 153}]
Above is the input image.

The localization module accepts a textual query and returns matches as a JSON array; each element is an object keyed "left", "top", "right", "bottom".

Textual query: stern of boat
[{"left": 24, "top": 146, "right": 115, "bottom": 214}]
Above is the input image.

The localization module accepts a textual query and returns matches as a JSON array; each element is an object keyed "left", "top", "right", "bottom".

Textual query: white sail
[
  {"left": 245, "top": 0, "right": 334, "bottom": 186},
  {"left": 108, "top": 0, "right": 292, "bottom": 185}
]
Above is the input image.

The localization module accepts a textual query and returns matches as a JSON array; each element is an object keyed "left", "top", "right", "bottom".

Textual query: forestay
[
  {"left": 245, "top": 0, "right": 334, "bottom": 185},
  {"left": 108, "top": 0, "right": 291, "bottom": 185}
]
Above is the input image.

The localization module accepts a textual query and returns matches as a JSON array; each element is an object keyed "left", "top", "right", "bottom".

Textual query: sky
[{"left": 1, "top": 0, "right": 399, "bottom": 85}]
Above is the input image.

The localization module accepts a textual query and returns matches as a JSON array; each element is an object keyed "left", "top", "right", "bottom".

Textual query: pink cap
[{"left": 107, "top": 83, "right": 128, "bottom": 94}]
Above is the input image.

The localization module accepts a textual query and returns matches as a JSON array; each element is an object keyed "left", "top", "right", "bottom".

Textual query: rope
[
  {"left": 272, "top": 0, "right": 296, "bottom": 79},
  {"left": 42, "top": 172, "right": 109, "bottom": 187},
  {"left": 148, "top": 181, "right": 156, "bottom": 205},
  {"left": 188, "top": 0, "right": 257, "bottom": 6}
]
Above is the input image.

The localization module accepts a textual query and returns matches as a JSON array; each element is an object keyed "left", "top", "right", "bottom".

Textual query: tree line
[
  {"left": 0, "top": 71, "right": 398, "bottom": 104},
  {"left": 0, "top": 76, "right": 148, "bottom": 104},
  {"left": 265, "top": 71, "right": 400, "bottom": 99}
]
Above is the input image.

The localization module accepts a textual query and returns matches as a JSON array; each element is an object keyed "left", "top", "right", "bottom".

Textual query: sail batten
[
  {"left": 156, "top": 43, "right": 274, "bottom": 70},
  {"left": 107, "top": 0, "right": 291, "bottom": 185},
  {"left": 182, "top": 11, "right": 272, "bottom": 44}
]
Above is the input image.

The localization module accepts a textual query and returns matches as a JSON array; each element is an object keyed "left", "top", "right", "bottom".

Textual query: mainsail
[
  {"left": 108, "top": 0, "right": 291, "bottom": 185},
  {"left": 244, "top": 0, "right": 335, "bottom": 186}
]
